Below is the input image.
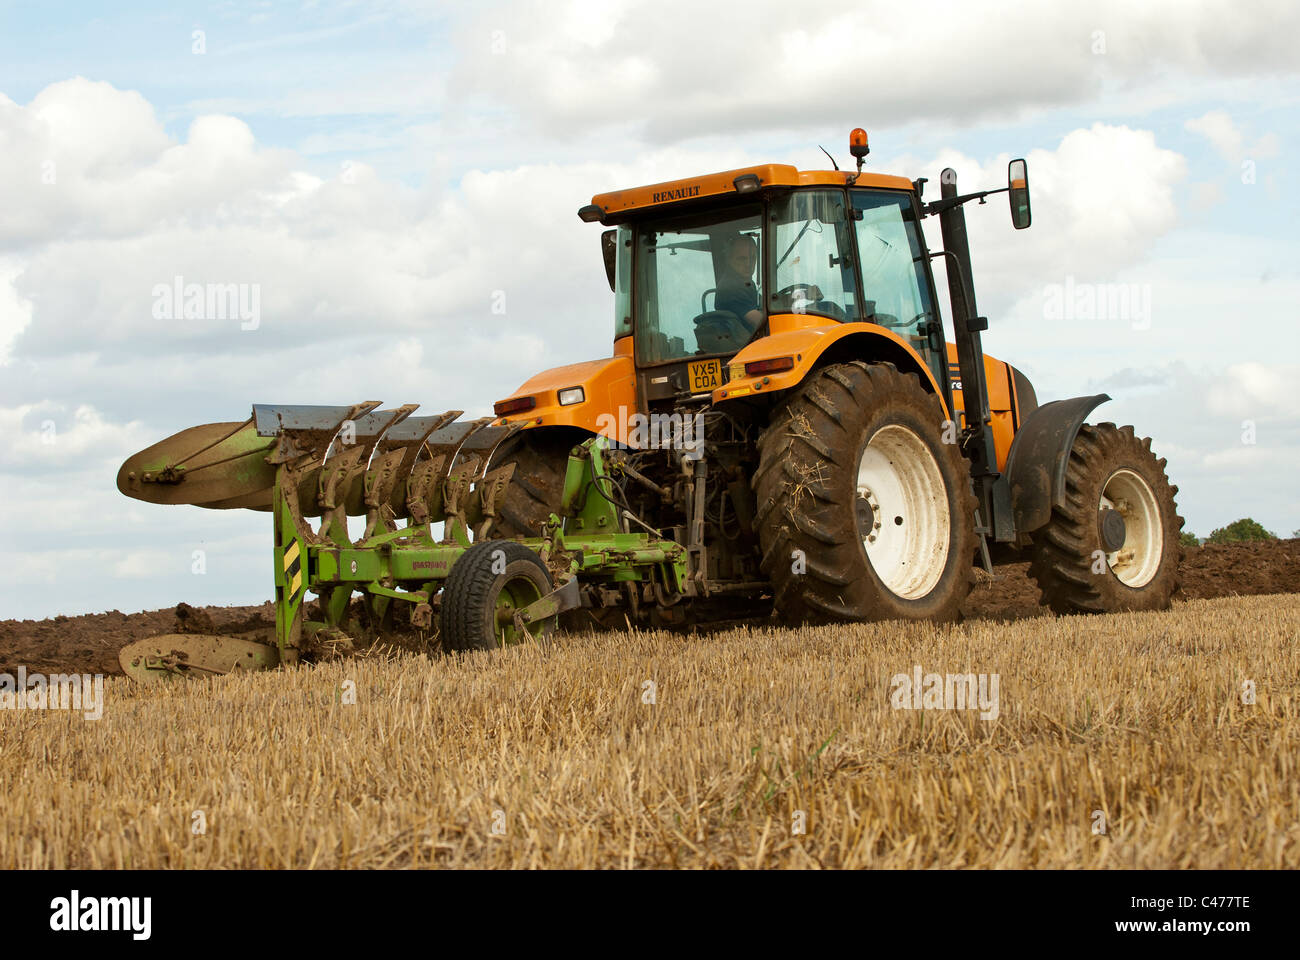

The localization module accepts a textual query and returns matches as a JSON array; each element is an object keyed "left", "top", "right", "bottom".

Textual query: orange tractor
[{"left": 486, "top": 129, "right": 1182, "bottom": 626}]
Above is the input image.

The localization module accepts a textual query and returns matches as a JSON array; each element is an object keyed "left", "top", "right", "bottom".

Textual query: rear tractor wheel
[
  {"left": 1027, "top": 422, "right": 1182, "bottom": 614},
  {"left": 488, "top": 429, "right": 586, "bottom": 539},
  {"left": 486, "top": 429, "right": 629, "bottom": 632},
  {"left": 753, "top": 361, "right": 977, "bottom": 623}
]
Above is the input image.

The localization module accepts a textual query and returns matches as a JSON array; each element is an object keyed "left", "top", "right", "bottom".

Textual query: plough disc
[
  {"left": 118, "top": 633, "right": 281, "bottom": 684},
  {"left": 117, "top": 420, "right": 276, "bottom": 508}
]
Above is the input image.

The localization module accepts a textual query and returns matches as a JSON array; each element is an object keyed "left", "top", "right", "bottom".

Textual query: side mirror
[
  {"left": 1008, "top": 159, "right": 1031, "bottom": 229},
  {"left": 601, "top": 229, "right": 617, "bottom": 291}
]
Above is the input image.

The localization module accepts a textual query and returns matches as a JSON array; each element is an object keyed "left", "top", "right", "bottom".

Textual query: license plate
[{"left": 688, "top": 359, "right": 722, "bottom": 392}]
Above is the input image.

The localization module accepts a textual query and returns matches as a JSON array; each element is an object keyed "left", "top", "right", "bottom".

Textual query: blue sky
[{"left": 1, "top": 0, "right": 1297, "bottom": 619}]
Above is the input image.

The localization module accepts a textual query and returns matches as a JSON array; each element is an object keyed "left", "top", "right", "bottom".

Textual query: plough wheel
[{"left": 441, "top": 540, "right": 557, "bottom": 651}]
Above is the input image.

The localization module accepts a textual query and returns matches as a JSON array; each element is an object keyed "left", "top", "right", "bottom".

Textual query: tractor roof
[{"left": 585, "top": 164, "right": 914, "bottom": 222}]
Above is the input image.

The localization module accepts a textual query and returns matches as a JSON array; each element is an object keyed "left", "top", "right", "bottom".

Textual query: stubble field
[{"left": 3, "top": 592, "right": 1296, "bottom": 869}]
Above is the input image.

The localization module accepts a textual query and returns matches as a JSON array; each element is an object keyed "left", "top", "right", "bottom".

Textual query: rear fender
[{"left": 1004, "top": 393, "right": 1110, "bottom": 534}]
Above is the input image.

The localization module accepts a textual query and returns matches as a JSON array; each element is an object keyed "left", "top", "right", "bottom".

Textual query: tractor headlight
[{"left": 558, "top": 387, "right": 585, "bottom": 406}]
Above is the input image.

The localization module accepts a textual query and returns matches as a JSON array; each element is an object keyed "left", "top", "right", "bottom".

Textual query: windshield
[
  {"left": 625, "top": 188, "right": 940, "bottom": 368},
  {"left": 769, "top": 189, "right": 857, "bottom": 323},
  {"left": 851, "top": 190, "right": 937, "bottom": 359},
  {"left": 634, "top": 206, "right": 763, "bottom": 364}
]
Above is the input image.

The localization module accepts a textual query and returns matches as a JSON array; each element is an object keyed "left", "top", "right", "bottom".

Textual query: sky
[{"left": 0, "top": 0, "right": 1297, "bottom": 620}]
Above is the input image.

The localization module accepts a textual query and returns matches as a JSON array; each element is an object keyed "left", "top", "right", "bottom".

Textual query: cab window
[
  {"left": 634, "top": 206, "right": 763, "bottom": 364},
  {"left": 612, "top": 224, "right": 633, "bottom": 340},
  {"left": 851, "top": 191, "right": 938, "bottom": 364}
]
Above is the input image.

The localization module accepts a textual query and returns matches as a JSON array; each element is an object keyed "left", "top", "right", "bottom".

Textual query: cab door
[{"left": 849, "top": 189, "right": 947, "bottom": 395}]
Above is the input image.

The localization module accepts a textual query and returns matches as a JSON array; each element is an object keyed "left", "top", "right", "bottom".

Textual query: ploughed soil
[
  {"left": 4, "top": 540, "right": 1297, "bottom": 678},
  {"left": 965, "top": 539, "right": 1300, "bottom": 622}
]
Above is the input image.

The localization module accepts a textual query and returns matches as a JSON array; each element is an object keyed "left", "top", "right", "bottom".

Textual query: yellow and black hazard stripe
[{"left": 283, "top": 538, "right": 304, "bottom": 605}]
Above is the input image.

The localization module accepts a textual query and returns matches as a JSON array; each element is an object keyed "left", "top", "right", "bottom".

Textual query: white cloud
[
  {"left": 0, "top": 403, "right": 149, "bottom": 471},
  {"left": 896, "top": 122, "right": 1187, "bottom": 348},
  {"left": 1206, "top": 362, "right": 1296, "bottom": 417},
  {"left": 1185, "top": 109, "right": 1281, "bottom": 166},
  {"left": 447, "top": 0, "right": 1300, "bottom": 144},
  {"left": 0, "top": 79, "right": 305, "bottom": 251},
  {"left": 0, "top": 258, "right": 34, "bottom": 363}
]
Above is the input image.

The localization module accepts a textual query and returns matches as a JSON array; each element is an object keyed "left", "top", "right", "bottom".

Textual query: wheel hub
[
  {"left": 1098, "top": 468, "right": 1163, "bottom": 588},
  {"left": 494, "top": 575, "right": 543, "bottom": 644},
  {"left": 855, "top": 492, "right": 878, "bottom": 542},
  {"left": 1099, "top": 507, "right": 1127, "bottom": 552},
  {"left": 855, "top": 425, "right": 950, "bottom": 599}
]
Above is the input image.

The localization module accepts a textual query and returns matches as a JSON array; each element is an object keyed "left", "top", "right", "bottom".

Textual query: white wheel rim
[
  {"left": 1099, "top": 468, "right": 1163, "bottom": 588},
  {"left": 856, "top": 425, "right": 950, "bottom": 599}
]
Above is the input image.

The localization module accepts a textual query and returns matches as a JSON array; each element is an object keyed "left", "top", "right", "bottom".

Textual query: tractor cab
[
  {"left": 491, "top": 130, "right": 1034, "bottom": 484},
  {"left": 588, "top": 163, "right": 947, "bottom": 411}
]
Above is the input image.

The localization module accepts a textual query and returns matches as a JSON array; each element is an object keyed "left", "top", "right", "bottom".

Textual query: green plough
[{"left": 116, "top": 403, "right": 687, "bottom": 683}]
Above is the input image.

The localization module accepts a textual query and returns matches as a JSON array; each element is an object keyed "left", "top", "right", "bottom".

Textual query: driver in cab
[
  {"left": 701, "top": 234, "right": 826, "bottom": 355},
  {"left": 715, "top": 235, "right": 824, "bottom": 334},
  {"left": 714, "top": 234, "right": 765, "bottom": 335}
]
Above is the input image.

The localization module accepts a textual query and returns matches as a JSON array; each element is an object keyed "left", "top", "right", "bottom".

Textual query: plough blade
[
  {"left": 116, "top": 402, "right": 516, "bottom": 521},
  {"left": 252, "top": 402, "right": 382, "bottom": 437}
]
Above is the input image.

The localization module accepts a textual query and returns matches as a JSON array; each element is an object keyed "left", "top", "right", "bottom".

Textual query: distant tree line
[{"left": 1180, "top": 518, "right": 1291, "bottom": 548}]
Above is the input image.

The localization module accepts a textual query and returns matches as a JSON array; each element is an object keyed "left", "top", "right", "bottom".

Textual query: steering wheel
[
  {"left": 775, "top": 282, "right": 822, "bottom": 302},
  {"left": 774, "top": 282, "right": 847, "bottom": 321}
]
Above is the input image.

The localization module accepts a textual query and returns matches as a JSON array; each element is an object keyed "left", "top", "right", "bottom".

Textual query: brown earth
[
  {"left": 965, "top": 538, "right": 1300, "bottom": 622},
  {"left": 3, "top": 539, "right": 1297, "bottom": 678},
  {"left": 0, "top": 602, "right": 277, "bottom": 678}
]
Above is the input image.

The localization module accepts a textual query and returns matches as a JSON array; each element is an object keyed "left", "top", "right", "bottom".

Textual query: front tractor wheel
[
  {"left": 440, "top": 540, "right": 558, "bottom": 652},
  {"left": 1027, "top": 423, "right": 1182, "bottom": 614},
  {"left": 753, "top": 361, "right": 977, "bottom": 623}
]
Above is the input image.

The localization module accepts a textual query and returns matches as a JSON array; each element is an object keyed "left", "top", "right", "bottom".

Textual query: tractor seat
[{"left": 693, "top": 310, "right": 749, "bottom": 355}]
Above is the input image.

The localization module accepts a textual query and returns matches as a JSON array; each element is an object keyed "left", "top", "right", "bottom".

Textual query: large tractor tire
[
  {"left": 489, "top": 428, "right": 586, "bottom": 539},
  {"left": 1027, "top": 422, "right": 1182, "bottom": 614},
  {"left": 441, "top": 540, "right": 557, "bottom": 651},
  {"left": 753, "top": 361, "right": 977, "bottom": 624}
]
